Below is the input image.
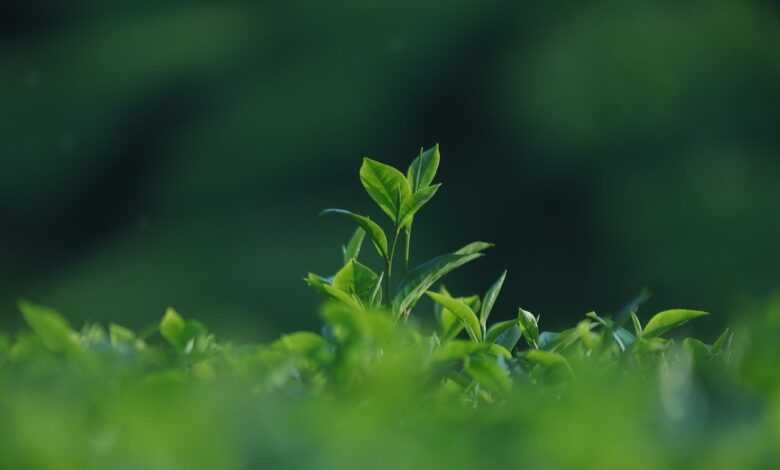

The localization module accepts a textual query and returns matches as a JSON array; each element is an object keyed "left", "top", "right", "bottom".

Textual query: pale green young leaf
[
  {"left": 19, "top": 301, "right": 79, "bottom": 353},
  {"left": 109, "top": 323, "right": 136, "bottom": 346},
  {"left": 432, "top": 340, "right": 485, "bottom": 363},
  {"left": 332, "top": 259, "right": 380, "bottom": 307},
  {"left": 272, "top": 332, "right": 331, "bottom": 363},
  {"left": 427, "top": 291, "right": 483, "bottom": 342},
  {"left": 342, "top": 227, "right": 366, "bottom": 264},
  {"left": 465, "top": 355, "right": 511, "bottom": 393},
  {"left": 524, "top": 349, "right": 574, "bottom": 377},
  {"left": 392, "top": 242, "right": 492, "bottom": 316},
  {"left": 320, "top": 284, "right": 365, "bottom": 311},
  {"left": 643, "top": 309, "right": 709, "bottom": 338},
  {"left": 480, "top": 270, "right": 507, "bottom": 330},
  {"left": 399, "top": 183, "right": 441, "bottom": 229},
  {"left": 359, "top": 158, "right": 411, "bottom": 225},
  {"left": 518, "top": 308, "right": 540, "bottom": 348},
  {"left": 439, "top": 294, "right": 480, "bottom": 341},
  {"left": 630, "top": 312, "right": 643, "bottom": 337},
  {"left": 407, "top": 144, "right": 440, "bottom": 192},
  {"left": 321, "top": 209, "right": 389, "bottom": 259},
  {"left": 160, "top": 307, "right": 187, "bottom": 349},
  {"left": 369, "top": 272, "right": 384, "bottom": 307}
]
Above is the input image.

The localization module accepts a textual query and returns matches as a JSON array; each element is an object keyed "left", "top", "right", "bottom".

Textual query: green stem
[
  {"left": 384, "top": 229, "right": 401, "bottom": 305},
  {"left": 404, "top": 226, "right": 412, "bottom": 270}
]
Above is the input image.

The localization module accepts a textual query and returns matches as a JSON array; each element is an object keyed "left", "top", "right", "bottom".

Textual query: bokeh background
[{"left": 2, "top": 0, "right": 778, "bottom": 340}]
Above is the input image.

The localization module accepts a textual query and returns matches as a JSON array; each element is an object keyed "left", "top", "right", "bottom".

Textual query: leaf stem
[
  {"left": 384, "top": 229, "right": 402, "bottom": 305},
  {"left": 404, "top": 226, "right": 412, "bottom": 270}
]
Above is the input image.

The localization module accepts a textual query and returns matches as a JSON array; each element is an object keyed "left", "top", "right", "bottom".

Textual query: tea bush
[{"left": 0, "top": 146, "right": 777, "bottom": 470}]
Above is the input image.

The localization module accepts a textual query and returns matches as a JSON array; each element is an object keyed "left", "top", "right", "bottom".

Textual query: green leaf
[
  {"left": 643, "top": 309, "right": 709, "bottom": 338},
  {"left": 538, "top": 329, "right": 579, "bottom": 352},
  {"left": 342, "top": 227, "right": 366, "bottom": 264},
  {"left": 359, "top": 158, "right": 411, "bottom": 225},
  {"left": 407, "top": 144, "right": 440, "bottom": 192},
  {"left": 399, "top": 183, "right": 441, "bottom": 229},
  {"left": 485, "top": 319, "right": 518, "bottom": 344},
  {"left": 160, "top": 308, "right": 187, "bottom": 349},
  {"left": 332, "top": 259, "right": 380, "bottom": 307},
  {"left": 109, "top": 323, "right": 136, "bottom": 346},
  {"left": 712, "top": 328, "right": 733, "bottom": 355},
  {"left": 427, "top": 291, "right": 482, "bottom": 342},
  {"left": 683, "top": 337, "right": 711, "bottom": 358},
  {"left": 518, "top": 308, "right": 540, "bottom": 348},
  {"left": 304, "top": 272, "right": 331, "bottom": 294},
  {"left": 392, "top": 241, "right": 492, "bottom": 316},
  {"left": 480, "top": 270, "right": 507, "bottom": 330},
  {"left": 369, "top": 272, "right": 384, "bottom": 307},
  {"left": 320, "top": 284, "right": 365, "bottom": 311},
  {"left": 630, "top": 312, "right": 643, "bottom": 337},
  {"left": 438, "top": 293, "right": 480, "bottom": 341},
  {"left": 321, "top": 209, "right": 389, "bottom": 259},
  {"left": 19, "top": 301, "right": 79, "bottom": 353},
  {"left": 432, "top": 340, "right": 485, "bottom": 363},
  {"left": 272, "top": 332, "right": 331, "bottom": 363},
  {"left": 465, "top": 355, "right": 511, "bottom": 393},
  {"left": 524, "top": 349, "right": 574, "bottom": 377}
]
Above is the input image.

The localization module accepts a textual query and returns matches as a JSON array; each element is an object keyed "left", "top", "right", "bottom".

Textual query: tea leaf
[
  {"left": 332, "top": 259, "right": 380, "bottom": 307},
  {"left": 630, "top": 312, "right": 643, "bottom": 337},
  {"left": 320, "top": 284, "right": 365, "bottom": 311},
  {"left": 160, "top": 308, "right": 187, "bottom": 349},
  {"left": 427, "top": 291, "right": 483, "bottom": 342},
  {"left": 359, "top": 158, "right": 411, "bottom": 225},
  {"left": 465, "top": 355, "right": 511, "bottom": 393},
  {"left": 19, "top": 301, "right": 79, "bottom": 353},
  {"left": 518, "top": 308, "right": 540, "bottom": 348},
  {"left": 485, "top": 319, "right": 518, "bottom": 344},
  {"left": 524, "top": 349, "right": 574, "bottom": 377},
  {"left": 399, "top": 183, "right": 441, "bottom": 229},
  {"left": 392, "top": 242, "right": 492, "bottom": 316},
  {"left": 321, "top": 209, "right": 389, "bottom": 259},
  {"left": 480, "top": 270, "right": 507, "bottom": 330},
  {"left": 643, "top": 309, "right": 709, "bottom": 338},
  {"left": 342, "top": 227, "right": 366, "bottom": 264},
  {"left": 109, "top": 323, "right": 136, "bottom": 346},
  {"left": 407, "top": 144, "right": 440, "bottom": 192}
]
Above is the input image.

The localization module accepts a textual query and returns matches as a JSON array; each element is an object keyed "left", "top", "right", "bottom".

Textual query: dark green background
[{"left": 2, "top": 0, "right": 778, "bottom": 339}]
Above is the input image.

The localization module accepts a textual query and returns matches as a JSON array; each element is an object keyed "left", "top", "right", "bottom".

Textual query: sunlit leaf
[
  {"left": 19, "top": 301, "right": 79, "bottom": 353},
  {"left": 332, "top": 259, "right": 380, "bottom": 307},
  {"left": 518, "top": 308, "right": 540, "bottom": 348},
  {"left": 427, "top": 291, "right": 482, "bottom": 342},
  {"left": 342, "top": 227, "right": 366, "bottom": 264},
  {"left": 321, "top": 209, "right": 389, "bottom": 259},
  {"left": 407, "top": 144, "right": 440, "bottom": 192},
  {"left": 524, "top": 349, "right": 574, "bottom": 378},
  {"left": 392, "top": 241, "right": 492, "bottom": 316},
  {"left": 160, "top": 307, "right": 187, "bottom": 349},
  {"left": 480, "top": 270, "right": 507, "bottom": 330},
  {"left": 465, "top": 355, "right": 511, "bottom": 393},
  {"left": 359, "top": 158, "right": 411, "bottom": 225},
  {"left": 399, "top": 183, "right": 441, "bottom": 229},
  {"left": 643, "top": 309, "right": 709, "bottom": 338}
]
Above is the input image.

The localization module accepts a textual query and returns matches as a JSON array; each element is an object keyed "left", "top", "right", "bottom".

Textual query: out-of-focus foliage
[
  {"left": 2, "top": 294, "right": 779, "bottom": 469},
  {"left": 2, "top": 0, "right": 779, "bottom": 337}
]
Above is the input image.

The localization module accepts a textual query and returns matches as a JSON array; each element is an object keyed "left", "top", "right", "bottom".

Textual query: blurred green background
[{"left": 2, "top": 0, "right": 778, "bottom": 340}]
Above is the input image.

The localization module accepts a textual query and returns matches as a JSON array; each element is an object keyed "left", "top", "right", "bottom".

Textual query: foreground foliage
[{"left": 1, "top": 147, "right": 778, "bottom": 470}]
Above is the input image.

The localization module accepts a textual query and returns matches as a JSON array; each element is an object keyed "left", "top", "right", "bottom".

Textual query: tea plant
[{"left": 2, "top": 145, "right": 773, "bottom": 470}]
